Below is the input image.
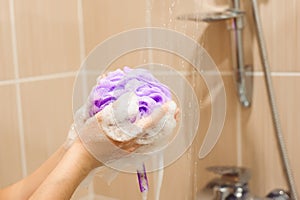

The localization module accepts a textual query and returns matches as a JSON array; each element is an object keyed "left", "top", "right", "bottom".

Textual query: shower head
[
  {"left": 177, "top": 6, "right": 252, "bottom": 108},
  {"left": 177, "top": 9, "right": 244, "bottom": 23}
]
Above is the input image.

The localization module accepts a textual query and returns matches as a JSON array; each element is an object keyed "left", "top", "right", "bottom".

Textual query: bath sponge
[
  {"left": 89, "top": 67, "right": 177, "bottom": 146},
  {"left": 75, "top": 67, "right": 178, "bottom": 165}
]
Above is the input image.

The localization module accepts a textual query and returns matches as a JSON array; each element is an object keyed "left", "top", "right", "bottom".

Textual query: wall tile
[
  {"left": 242, "top": 76, "right": 300, "bottom": 196},
  {"left": 274, "top": 76, "right": 300, "bottom": 194},
  {"left": 194, "top": 75, "right": 239, "bottom": 194},
  {"left": 71, "top": 186, "right": 89, "bottom": 200},
  {"left": 92, "top": 148, "right": 196, "bottom": 200},
  {"left": 247, "top": 0, "right": 300, "bottom": 72},
  {"left": 82, "top": 1, "right": 233, "bottom": 72},
  {"left": 0, "top": 0, "right": 15, "bottom": 80},
  {"left": 0, "top": 0, "right": 299, "bottom": 199},
  {"left": 20, "top": 77, "right": 75, "bottom": 173},
  {"left": 199, "top": 22, "right": 234, "bottom": 72},
  {"left": 14, "top": 0, "right": 81, "bottom": 77},
  {"left": 0, "top": 85, "right": 23, "bottom": 187},
  {"left": 82, "top": 0, "right": 146, "bottom": 55},
  {"left": 93, "top": 171, "right": 143, "bottom": 200}
]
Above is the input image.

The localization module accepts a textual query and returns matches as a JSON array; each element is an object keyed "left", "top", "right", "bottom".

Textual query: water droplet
[
  {"left": 171, "top": 1, "right": 175, "bottom": 7},
  {"left": 187, "top": 150, "right": 192, "bottom": 160}
]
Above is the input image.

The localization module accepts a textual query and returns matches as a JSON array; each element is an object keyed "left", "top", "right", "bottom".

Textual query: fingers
[
  {"left": 136, "top": 101, "right": 177, "bottom": 131},
  {"left": 175, "top": 108, "right": 180, "bottom": 122},
  {"left": 136, "top": 104, "right": 168, "bottom": 131},
  {"left": 107, "top": 138, "right": 141, "bottom": 152},
  {"left": 83, "top": 100, "right": 178, "bottom": 154},
  {"left": 94, "top": 110, "right": 141, "bottom": 152}
]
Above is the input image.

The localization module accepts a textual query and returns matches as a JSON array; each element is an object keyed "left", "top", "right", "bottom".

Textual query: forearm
[
  {"left": 29, "top": 141, "right": 101, "bottom": 200},
  {"left": 0, "top": 145, "right": 67, "bottom": 200}
]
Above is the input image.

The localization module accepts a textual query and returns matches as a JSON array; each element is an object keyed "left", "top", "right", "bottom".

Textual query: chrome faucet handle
[
  {"left": 207, "top": 166, "right": 251, "bottom": 184},
  {"left": 267, "top": 189, "right": 290, "bottom": 200}
]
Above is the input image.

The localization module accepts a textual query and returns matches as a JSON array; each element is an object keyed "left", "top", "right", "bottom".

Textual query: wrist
[{"left": 69, "top": 140, "right": 102, "bottom": 173}]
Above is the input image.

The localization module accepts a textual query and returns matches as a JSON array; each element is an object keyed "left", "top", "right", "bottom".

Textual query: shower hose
[{"left": 251, "top": 0, "right": 299, "bottom": 199}]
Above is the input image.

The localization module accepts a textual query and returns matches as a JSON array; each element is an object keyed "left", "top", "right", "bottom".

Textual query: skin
[
  {"left": 28, "top": 141, "right": 101, "bottom": 200},
  {"left": 0, "top": 141, "right": 100, "bottom": 200},
  {"left": 0, "top": 102, "right": 179, "bottom": 200},
  {"left": 0, "top": 146, "right": 68, "bottom": 200}
]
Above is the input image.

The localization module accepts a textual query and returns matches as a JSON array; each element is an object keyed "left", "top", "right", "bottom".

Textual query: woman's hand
[
  {"left": 29, "top": 140, "right": 101, "bottom": 200},
  {"left": 75, "top": 99, "right": 178, "bottom": 166}
]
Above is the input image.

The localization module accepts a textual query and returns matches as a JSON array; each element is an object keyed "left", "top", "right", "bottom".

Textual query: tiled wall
[
  {"left": 241, "top": 0, "right": 300, "bottom": 196},
  {"left": 0, "top": 0, "right": 79, "bottom": 187},
  {"left": 0, "top": 0, "right": 299, "bottom": 199}
]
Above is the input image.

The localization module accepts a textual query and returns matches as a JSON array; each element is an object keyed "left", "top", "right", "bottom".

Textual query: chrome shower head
[{"left": 177, "top": 9, "right": 244, "bottom": 23}]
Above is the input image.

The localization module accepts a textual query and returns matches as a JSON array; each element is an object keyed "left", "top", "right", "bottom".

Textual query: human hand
[
  {"left": 72, "top": 67, "right": 179, "bottom": 168},
  {"left": 75, "top": 98, "right": 178, "bottom": 165}
]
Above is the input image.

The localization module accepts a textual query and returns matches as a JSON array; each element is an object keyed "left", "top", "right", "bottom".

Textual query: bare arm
[
  {"left": 0, "top": 145, "right": 67, "bottom": 200},
  {"left": 0, "top": 101, "right": 178, "bottom": 200},
  {"left": 29, "top": 141, "right": 101, "bottom": 200}
]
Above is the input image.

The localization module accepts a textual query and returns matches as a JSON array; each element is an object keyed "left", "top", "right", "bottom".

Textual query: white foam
[{"left": 97, "top": 93, "right": 177, "bottom": 146}]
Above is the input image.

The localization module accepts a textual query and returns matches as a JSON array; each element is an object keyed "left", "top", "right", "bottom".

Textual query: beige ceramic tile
[
  {"left": 246, "top": 0, "right": 300, "bottom": 72},
  {"left": 20, "top": 77, "right": 75, "bottom": 173},
  {"left": 242, "top": 76, "right": 300, "bottom": 196},
  {"left": 82, "top": 0, "right": 146, "bottom": 55},
  {"left": 0, "top": 85, "right": 23, "bottom": 187},
  {"left": 194, "top": 75, "right": 239, "bottom": 193},
  {"left": 273, "top": 76, "right": 300, "bottom": 193},
  {"left": 199, "top": 22, "right": 234, "bottom": 72},
  {"left": 298, "top": 0, "right": 300, "bottom": 70},
  {"left": 14, "top": 0, "right": 81, "bottom": 77},
  {"left": 93, "top": 171, "right": 141, "bottom": 200},
  {"left": 82, "top": 1, "right": 233, "bottom": 72},
  {"left": 110, "top": 49, "right": 200, "bottom": 72},
  {"left": 92, "top": 150, "right": 196, "bottom": 200},
  {"left": 71, "top": 186, "right": 89, "bottom": 200},
  {"left": 157, "top": 150, "right": 197, "bottom": 199},
  {"left": 0, "top": 0, "right": 15, "bottom": 80}
]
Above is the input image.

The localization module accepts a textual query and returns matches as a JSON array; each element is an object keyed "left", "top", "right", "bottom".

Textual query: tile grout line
[
  {"left": 249, "top": 71, "right": 300, "bottom": 76},
  {"left": 0, "top": 71, "right": 78, "bottom": 86},
  {"left": 77, "top": 0, "right": 86, "bottom": 63},
  {"left": 9, "top": 0, "right": 27, "bottom": 177},
  {"left": 77, "top": 0, "right": 89, "bottom": 104},
  {"left": 77, "top": 0, "right": 95, "bottom": 198},
  {"left": 19, "top": 71, "right": 78, "bottom": 83},
  {"left": 271, "top": 71, "right": 300, "bottom": 76},
  {"left": 2, "top": 71, "right": 300, "bottom": 87},
  {"left": 0, "top": 79, "right": 17, "bottom": 86},
  {"left": 0, "top": 71, "right": 234, "bottom": 86}
]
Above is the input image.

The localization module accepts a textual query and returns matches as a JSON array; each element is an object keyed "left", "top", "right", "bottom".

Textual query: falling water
[
  {"left": 145, "top": 0, "right": 153, "bottom": 65},
  {"left": 142, "top": 0, "right": 207, "bottom": 199},
  {"left": 153, "top": 154, "right": 164, "bottom": 200}
]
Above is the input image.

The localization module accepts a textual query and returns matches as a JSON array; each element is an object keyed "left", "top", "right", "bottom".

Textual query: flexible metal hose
[{"left": 251, "top": 0, "right": 299, "bottom": 199}]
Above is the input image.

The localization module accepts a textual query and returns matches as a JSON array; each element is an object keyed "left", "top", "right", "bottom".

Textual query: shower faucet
[
  {"left": 197, "top": 166, "right": 291, "bottom": 200},
  {"left": 179, "top": 1, "right": 299, "bottom": 199},
  {"left": 177, "top": 0, "right": 253, "bottom": 107}
]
